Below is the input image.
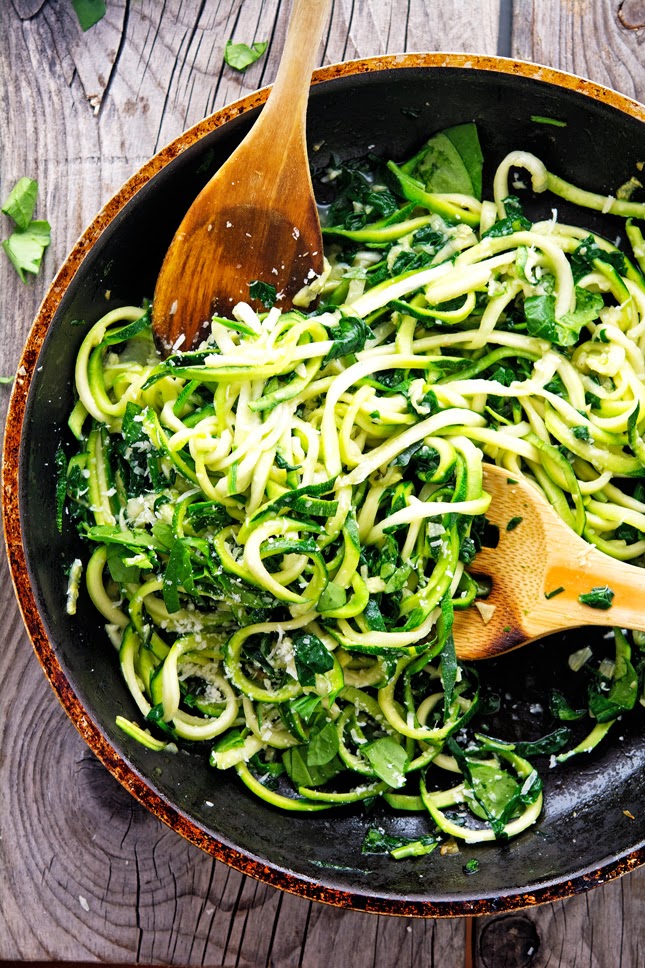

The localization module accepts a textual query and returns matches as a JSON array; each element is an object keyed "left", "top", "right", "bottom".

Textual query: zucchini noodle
[{"left": 61, "top": 124, "right": 645, "bottom": 856}]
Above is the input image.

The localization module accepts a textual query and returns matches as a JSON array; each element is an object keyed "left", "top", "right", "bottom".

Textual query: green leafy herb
[
  {"left": 588, "top": 629, "right": 638, "bottom": 722},
  {"left": 224, "top": 39, "right": 268, "bottom": 72},
  {"left": 578, "top": 585, "right": 614, "bottom": 610},
  {"left": 549, "top": 689, "right": 586, "bottom": 721},
  {"left": 289, "top": 695, "right": 321, "bottom": 723},
  {"left": 248, "top": 279, "right": 277, "bottom": 308},
  {"left": 570, "top": 235, "right": 628, "bottom": 282},
  {"left": 282, "top": 744, "right": 343, "bottom": 788},
  {"left": 512, "top": 727, "right": 572, "bottom": 758},
  {"left": 323, "top": 315, "right": 374, "bottom": 365},
  {"left": 3, "top": 220, "right": 51, "bottom": 282},
  {"left": 506, "top": 516, "right": 523, "bottom": 531},
  {"left": 212, "top": 729, "right": 246, "bottom": 752},
  {"left": 406, "top": 122, "right": 483, "bottom": 199},
  {"left": 572, "top": 424, "right": 592, "bottom": 442},
  {"left": 482, "top": 195, "right": 532, "bottom": 238},
  {"left": 163, "top": 539, "right": 196, "bottom": 613},
  {"left": 307, "top": 719, "right": 339, "bottom": 767},
  {"left": 545, "top": 586, "right": 565, "bottom": 600},
  {"left": 2, "top": 177, "right": 38, "bottom": 230},
  {"left": 71, "top": 0, "right": 106, "bottom": 30},
  {"left": 361, "top": 827, "right": 438, "bottom": 857},
  {"left": 55, "top": 446, "right": 67, "bottom": 533},
  {"left": 530, "top": 115, "right": 567, "bottom": 127},
  {"left": 292, "top": 632, "right": 334, "bottom": 686},
  {"left": 363, "top": 736, "right": 408, "bottom": 788},
  {"left": 524, "top": 288, "right": 604, "bottom": 346},
  {"left": 275, "top": 453, "right": 302, "bottom": 472},
  {"left": 318, "top": 581, "right": 347, "bottom": 612},
  {"left": 463, "top": 858, "right": 480, "bottom": 874}
]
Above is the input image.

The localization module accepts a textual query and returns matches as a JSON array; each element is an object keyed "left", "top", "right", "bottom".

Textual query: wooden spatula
[
  {"left": 152, "top": 0, "right": 331, "bottom": 355},
  {"left": 453, "top": 463, "right": 645, "bottom": 661}
]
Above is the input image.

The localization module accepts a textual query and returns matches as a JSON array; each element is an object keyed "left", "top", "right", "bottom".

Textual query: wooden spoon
[
  {"left": 152, "top": 0, "right": 331, "bottom": 355},
  {"left": 453, "top": 463, "right": 645, "bottom": 661}
]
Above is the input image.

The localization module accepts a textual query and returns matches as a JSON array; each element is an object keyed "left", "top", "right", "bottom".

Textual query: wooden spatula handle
[
  {"left": 262, "top": 0, "right": 332, "bottom": 135},
  {"left": 533, "top": 543, "right": 645, "bottom": 635}
]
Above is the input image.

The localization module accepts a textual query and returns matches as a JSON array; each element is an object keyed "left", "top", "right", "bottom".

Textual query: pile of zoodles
[{"left": 60, "top": 123, "right": 645, "bottom": 858}]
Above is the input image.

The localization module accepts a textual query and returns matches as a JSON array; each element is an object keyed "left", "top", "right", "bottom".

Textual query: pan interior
[{"left": 17, "top": 62, "right": 645, "bottom": 908}]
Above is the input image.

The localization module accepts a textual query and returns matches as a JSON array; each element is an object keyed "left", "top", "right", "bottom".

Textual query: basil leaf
[
  {"left": 578, "top": 585, "right": 614, "bottom": 610},
  {"left": 307, "top": 719, "right": 339, "bottom": 767},
  {"left": 224, "top": 39, "right": 268, "bottom": 72},
  {"left": 248, "top": 279, "right": 277, "bottom": 307},
  {"left": 363, "top": 736, "right": 408, "bottom": 788},
  {"left": 3, "top": 220, "right": 51, "bottom": 282},
  {"left": 292, "top": 632, "right": 334, "bottom": 686},
  {"left": 72, "top": 0, "right": 107, "bottom": 30},
  {"left": 2, "top": 177, "right": 38, "bottom": 230},
  {"left": 289, "top": 695, "right": 321, "bottom": 724},
  {"left": 323, "top": 315, "right": 374, "bottom": 365}
]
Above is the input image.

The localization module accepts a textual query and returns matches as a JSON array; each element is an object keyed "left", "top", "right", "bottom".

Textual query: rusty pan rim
[{"left": 4, "top": 52, "right": 645, "bottom": 918}]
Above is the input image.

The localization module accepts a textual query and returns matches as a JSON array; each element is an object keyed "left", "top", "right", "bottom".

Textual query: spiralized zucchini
[{"left": 62, "top": 124, "right": 645, "bottom": 855}]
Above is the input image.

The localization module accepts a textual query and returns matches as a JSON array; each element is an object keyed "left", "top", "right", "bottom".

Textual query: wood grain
[{"left": 1, "top": 0, "right": 644, "bottom": 965}]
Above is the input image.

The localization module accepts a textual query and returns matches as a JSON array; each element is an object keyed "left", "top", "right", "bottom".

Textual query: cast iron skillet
[{"left": 5, "top": 54, "right": 645, "bottom": 918}]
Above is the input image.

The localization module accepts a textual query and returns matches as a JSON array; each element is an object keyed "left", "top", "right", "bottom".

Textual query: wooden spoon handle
[
  {"left": 260, "top": 0, "right": 332, "bottom": 137},
  {"left": 535, "top": 543, "right": 645, "bottom": 634}
]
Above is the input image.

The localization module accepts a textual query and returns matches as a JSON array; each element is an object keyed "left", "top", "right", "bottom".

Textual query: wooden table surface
[{"left": 2, "top": 1, "right": 645, "bottom": 965}]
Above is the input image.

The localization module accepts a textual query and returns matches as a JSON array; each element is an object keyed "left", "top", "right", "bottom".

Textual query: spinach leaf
[
  {"left": 549, "top": 689, "right": 586, "bottom": 721},
  {"left": 482, "top": 195, "right": 532, "bottom": 238},
  {"left": 323, "top": 316, "right": 374, "bottom": 364},
  {"left": 407, "top": 123, "right": 483, "bottom": 199},
  {"left": 106, "top": 543, "right": 142, "bottom": 584},
  {"left": 524, "top": 287, "right": 604, "bottom": 346},
  {"left": 318, "top": 581, "right": 347, "bottom": 612},
  {"left": 292, "top": 632, "right": 334, "bottom": 686},
  {"left": 363, "top": 736, "right": 408, "bottom": 788},
  {"left": 588, "top": 629, "right": 639, "bottom": 722},
  {"left": 248, "top": 279, "right": 277, "bottom": 308},
  {"left": 512, "top": 727, "right": 571, "bottom": 758},
  {"left": 186, "top": 501, "right": 232, "bottom": 532},
  {"left": 289, "top": 695, "right": 322, "bottom": 723},
  {"left": 570, "top": 235, "right": 628, "bottom": 282},
  {"left": 465, "top": 760, "right": 521, "bottom": 823},
  {"left": 212, "top": 729, "right": 246, "bottom": 753},
  {"left": 163, "top": 539, "right": 196, "bottom": 613},
  {"left": 2, "top": 177, "right": 38, "bottom": 230},
  {"left": 224, "top": 39, "right": 268, "bottom": 72},
  {"left": 282, "top": 746, "right": 343, "bottom": 788},
  {"left": 3, "top": 220, "right": 51, "bottom": 282},
  {"left": 71, "top": 0, "right": 106, "bottom": 31},
  {"left": 307, "top": 719, "right": 339, "bottom": 767},
  {"left": 55, "top": 445, "right": 67, "bottom": 533},
  {"left": 578, "top": 585, "right": 614, "bottom": 609},
  {"left": 361, "top": 827, "right": 438, "bottom": 857}
]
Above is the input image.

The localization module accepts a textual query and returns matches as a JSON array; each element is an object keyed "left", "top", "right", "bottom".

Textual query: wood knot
[
  {"left": 479, "top": 914, "right": 540, "bottom": 968},
  {"left": 618, "top": 0, "right": 645, "bottom": 29}
]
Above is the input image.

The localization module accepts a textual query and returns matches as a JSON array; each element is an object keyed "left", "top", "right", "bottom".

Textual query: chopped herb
[
  {"left": 545, "top": 586, "right": 565, "bottom": 600},
  {"left": 506, "top": 477, "right": 518, "bottom": 484},
  {"left": 248, "top": 279, "right": 277, "bottom": 308},
  {"left": 224, "top": 39, "right": 268, "bottom": 72},
  {"left": 463, "top": 858, "right": 480, "bottom": 875},
  {"left": 2, "top": 177, "right": 38, "bottom": 230},
  {"left": 578, "top": 585, "right": 614, "bottom": 610},
  {"left": 506, "top": 516, "right": 523, "bottom": 531},
  {"left": 71, "top": 0, "right": 106, "bottom": 31},
  {"left": 572, "top": 424, "right": 592, "bottom": 442}
]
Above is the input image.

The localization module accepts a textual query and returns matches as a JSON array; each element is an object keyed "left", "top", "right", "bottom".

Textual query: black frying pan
[{"left": 5, "top": 54, "right": 645, "bottom": 917}]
